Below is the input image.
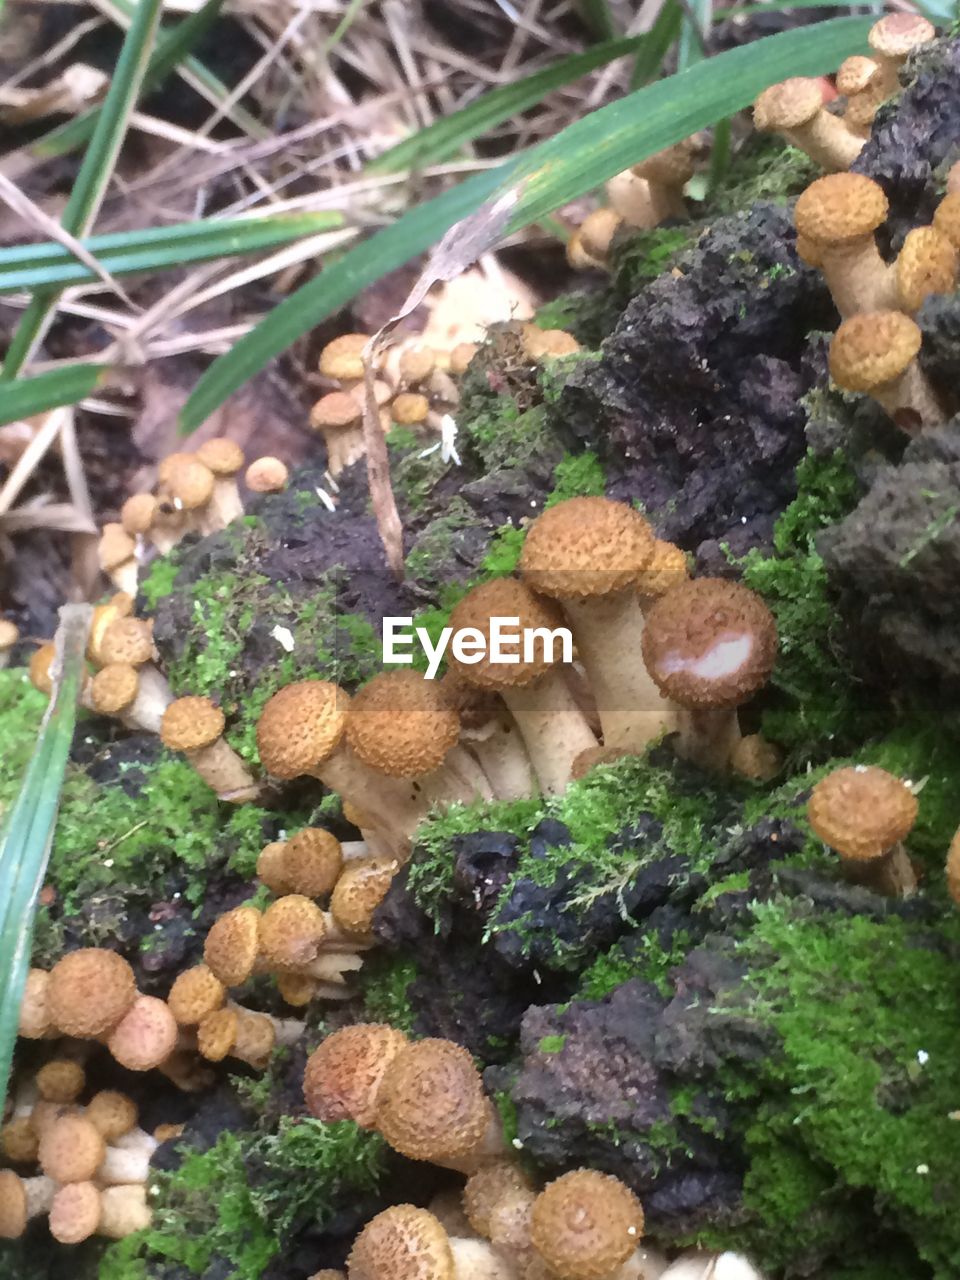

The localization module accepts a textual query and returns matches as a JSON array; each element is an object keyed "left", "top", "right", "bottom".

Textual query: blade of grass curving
[
  {"left": 676, "top": 0, "right": 711, "bottom": 73},
  {"left": 370, "top": 37, "right": 644, "bottom": 174},
  {"left": 0, "top": 366, "right": 109, "bottom": 428},
  {"left": 180, "top": 17, "right": 871, "bottom": 432},
  {"left": 629, "top": 0, "right": 683, "bottom": 88},
  {"left": 2, "top": 0, "right": 165, "bottom": 380},
  {"left": 0, "top": 604, "right": 90, "bottom": 1111},
  {"left": 576, "top": 0, "right": 618, "bottom": 42},
  {"left": 0, "top": 212, "right": 344, "bottom": 293}
]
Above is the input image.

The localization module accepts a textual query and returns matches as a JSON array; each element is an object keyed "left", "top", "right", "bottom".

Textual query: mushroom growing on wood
[
  {"left": 0, "top": 1170, "right": 55, "bottom": 1239},
  {"left": 311, "top": 391, "right": 366, "bottom": 476},
  {"left": 807, "top": 764, "right": 918, "bottom": 896},
  {"left": 793, "top": 174, "right": 895, "bottom": 315},
  {"left": 49, "top": 1181, "right": 102, "bottom": 1244},
  {"left": 753, "top": 78, "right": 863, "bottom": 172},
  {"left": 867, "top": 12, "right": 936, "bottom": 98},
  {"left": 829, "top": 311, "right": 946, "bottom": 430},
  {"left": 530, "top": 1170, "right": 644, "bottom": 1280},
  {"left": 195, "top": 437, "right": 246, "bottom": 530},
  {"left": 441, "top": 671, "right": 537, "bottom": 801},
  {"left": 280, "top": 827, "right": 344, "bottom": 899},
  {"left": 304, "top": 1023, "right": 409, "bottom": 1128},
  {"left": 520, "top": 496, "right": 673, "bottom": 750},
  {"left": 160, "top": 696, "right": 261, "bottom": 802},
  {"left": 641, "top": 579, "right": 777, "bottom": 771},
  {"left": 106, "top": 994, "right": 180, "bottom": 1072},
  {"left": 88, "top": 662, "right": 174, "bottom": 736},
  {"left": 330, "top": 857, "right": 400, "bottom": 939},
  {"left": 895, "top": 226, "right": 957, "bottom": 314},
  {"left": 38, "top": 1114, "right": 106, "bottom": 1184},
  {"left": 349, "top": 1205, "right": 515, "bottom": 1280},
  {"left": 167, "top": 965, "right": 227, "bottom": 1026},
  {"left": 245, "top": 456, "right": 289, "bottom": 493},
  {"left": 46, "top": 948, "right": 136, "bottom": 1039}
]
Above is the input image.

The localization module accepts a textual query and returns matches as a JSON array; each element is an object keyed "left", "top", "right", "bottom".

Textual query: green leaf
[
  {"left": 576, "top": 0, "right": 618, "bottom": 42},
  {"left": 0, "top": 366, "right": 108, "bottom": 428},
  {"left": 0, "top": 212, "right": 344, "bottom": 293},
  {"left": 0, "top": 607, "right": 89, "bottom": 1111},
  {"left": 181, "top": 17, "right": 871, "bottom": 432},
  {"left": 629, "top": 0, "right": 683, "bottom": 88},
  {"left": 2, "top": 0, "right": 165, "bottom": 379},
  {"left": 370, "top": 37, "right": 644, "bottom": 174}
]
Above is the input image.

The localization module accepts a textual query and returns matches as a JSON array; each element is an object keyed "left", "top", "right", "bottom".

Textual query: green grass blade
[
  {"left": 370, "top": 37, "right": 644, "bottom": 174},
  {"left": 0, "top": 366, "right": 108, "bottom": 427},
  {"left": 0, "top": 605, "right": 90, "bottom": 1110},
  {"left": 0, "top": 212, "right": 344, "bottom": 293},
  {"left": 180, "top": 17, "right": 871, "bottom": 432},
  {"left": 676, "top": 0, "right": 711, "bottom": 73},
  {"left": 2, "top": 0, "right": 165, "bottom": 380},
  {"left": 630, "top": 0, "right": 683, "bottom": 88},
  {"left": 576, "top": 0, "right": 619, "bottom": 41}
]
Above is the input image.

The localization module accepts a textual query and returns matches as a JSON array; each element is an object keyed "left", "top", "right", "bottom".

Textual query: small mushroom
[
  {"left": 160, "top": 695, "right": 261, "bottom": 803},
  {"left": 46, "top": 948, "right": 137, "bottom": 1039},
  {"left": 829, "top": 311, "right": 946, "bottom": 430},
  {"left": 311, "top": 391, "right": 366, "bottom": 476},
  {"left": 245, "top": 456, "right": 289, "bottom": 493},
  {"left": 195, "top": 437, "right": 246, "bottom": 530},
  {"left": 441, "top": 671, "right": 537, "bottom": 801},
  {"left": 867, "top": 12, "right": 935, "bottom": 99},
  {"left": 807, "top": 764, "right": 918, "bottom": 897},
  {"left": 98, "top": 523, "right": 138, "bottom": 595},
  {"left": 38, "top": 1114, "right": 106, "bottom": 1184},
  {"left": 753, "top": 78, "right": 862, "bottom": 172},
  {"left": 0, "top": 1170, "right": 55, "bottom": 1239},
  {"left": 530, "top": 1170, "right": 644, "bottom": 1280},
  {"left": 329, "top": 857, "right": 400, "bottom": 939},
  {"left": 167, "top": 965, "right": 227, "bottom": 1026},
  {"left": 49, "top": 1180, "right": 102, "bottom": 1244},
  {"left": 794, "top": 174, "right": 895, "bottom": 315},
  {"left": 895, "top": 225, "right": 957, "bottom": 313},
  {"left": 106, "top": 994, "right": 180, "bottom": 1072},
  {"left": 304, "top": 1023, "right": 409, "bottom": 1128}
]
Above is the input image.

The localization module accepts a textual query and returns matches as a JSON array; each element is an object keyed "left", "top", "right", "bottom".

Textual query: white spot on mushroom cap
[{"left": 656, "top": 632, "right": 754, "bottom": 682}]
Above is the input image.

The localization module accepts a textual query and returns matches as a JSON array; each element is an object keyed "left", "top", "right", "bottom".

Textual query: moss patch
[{"left": 705, "top": 135, "right": 818, "bottom": 217}]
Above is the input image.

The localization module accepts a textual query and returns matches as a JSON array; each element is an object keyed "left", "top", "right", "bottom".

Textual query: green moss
[
  {"left": 705, "top": 136, "right": 819, "bottom": 217},
  {"left": 533, "top": 289, "right": 620, "bottom": 347},
  {"left": 577, "top": 926, "right": 694, "bottom": 1000},
  {"left": 0, "top": 669, "right": 47, "bottom": 827},
  {"left": 359, "top": 953, "right": 418, "bottom": 1033},
  {"left": 139, "top": 553, "right": 181, "bottom": 610},
  {"left": 545, "top": 451, "right": 605, "bottom": 506},
  {"left": 538, "top": 1034, "right": 566, "bottom": 1053},
  {"left": 610, "top": 224, "right": 697, "bottom": 299}
]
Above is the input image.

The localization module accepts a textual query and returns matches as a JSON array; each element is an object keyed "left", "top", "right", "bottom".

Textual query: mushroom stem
[
  {"left": 818, "top": 240, "right": 897, "bottom": 316},
  {"left": 184, "top": 736, "right": 261, "bottom": 803},
  {"left": 448, "top": 1238, "right": 519, "bottom": 1280},
  {"left": 869, "top": 361, "right": 947, "bottom": 429},
  {"left": 462, "top": 716, "right": 537, "bottom": 800},
  {"left": 313, "top": 744, "right": 426, "bottom": 858},
  {"left": 501, "top": 674, "right": 598, "bottom": 797},
  {"left": 841, "top": 839, "right": 917, "bottom": 898},
  {"left": 417, "top": 744, "right": 494, "bottom": 809},
  {"left": 782, "top": 111, "right": 863, "bottom": 172},
  {"left": 562, "top": 593, "right": 676, "bottom": 750},
  {"left": 122, "top": 664, "right": 174, "bottom": 735},
  {"left": 675, "top": 706, "right": 742, "bottom": 772}
]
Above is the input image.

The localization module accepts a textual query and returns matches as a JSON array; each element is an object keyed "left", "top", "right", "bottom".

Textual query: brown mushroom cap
[
  {"left": 29, "top": 642, "right": 56, "bottom": 695},
  {"left": 530, "top": 1170, "right": 644, "bottom": 1280},
  {"left": 578, "top": 208, "right": 623, "bottom": 262},
  {"left": 304, "top": 1023, "right": 409, "bottom": 1127},
  {"left": 204, "top": 905, "right": 262, "bottom": 986},
  {"left": 157, "top": 451, "right": 195, "bottom": 485},
  {"left": 754, "top": 77, "right": 824, "bottom": 130},
  {"left": 933, "top": 193, "right": 960, "bottom": 251},
  {"left": 165, "top": 457, "right": 215, "bottom": 510},
  {"left": 520, "top": 497, "right": 655, "bottom": 601},
  {"left": 18, "top": 968, "right": 51, "bottom": 1038},
  {"left": 319, "top": 334, "right": 370, "bottom": 381},
  {"left": 399, "top": 346, "right": 436, "bottom": 384},
  {"left": 245, "top": 457, "right": 289, "bottom": 493},
  {"left": 521, "top": 325, "right": 581, "bottom": 360},
  {"left": 463, "top": 1160, "right": 534, "bottom": 1238},
  {"left": 161, "top": 696, "right": 225, "bottom": 752},
  {"left": 1, "top": 1117, "right": 38, "bottom": 1164},
  {"left": 86, "top": 1091, "right": 138, "bottom": 1142},
  {"left": 794, "top": 173, "right": 888, "bottom": 247},
  {"left": 450, "top": 343, "right": 478, "bottom": 376},
  {"left": 283, "top": 828, "right": 344, "bottom": 898},
  {"left": 348, "top": 1205, "right": 454, "bottom": 1280},
  {"left": 807, "top": 765, "right": 917, "bottom": 862},
  {"left": 167, "top": 964, "right": 226, "bottom": 1025},
  {"left": 256, "top": 680, "right": 350, "bottom": 780},
  {"left": 868, "top": 12, "right": 935, "bottom": 59},
  {"left": 391, "top": 393, "right": 430, "bottom": 427},
  {"left": 946, "top": 828, "right": 960, "bottom": 906},
  {"left": 90, "top": 663, "right": 139, "bottom": 715},
  {"left": 311, "top": 391, "right": 362, "bottom": 431},
  {"left": 836, "top": 55, "right": 880, "bottom": 96},
  {"left": 829, "top": 311, "right": 922, "bottom": 391},
  {"left": 376, "top": 1038, "right": 491, "bottom": 1162},
  {"left": 197, "top": 1008, "right": 239, "bottom": 1061},
  {"left": 639, "top": 539, "right": 689, "bottom": 599},
  {"left": 0, "top": 1171, "right": 27, "bottom": 1239},
  {"left": 36, "top": 1059, "right": 86, "bottom": 1103},
  {"left": 99, "top": 617, "right": 154, "bottom": 667},
  {"left": 257, "top": 840, "right": 291, "bottom": 894},
  {"left": 49, "top": 1181, "right": 101, "bottom": 1244},
  {"left": 107, "top": 994, "right": 179, "bottom": 1071},
  {"left": 259, "top": 894, "right": 327, "bottom": 970},
  {"left": 641, "top": 578, "right": 777, "bottom": 709},
  {"left": 276, "top": 971, "right": 319, "bottom": 1006},
  {"left": 347, "top": 671, "right": 460, "bottom": 778},
  {"left": 896, "top": 226, "right": 957, "bottom": 311},
  {"left": 47, "top": 948, "right": 136, "bottom": 1038},
  {"left": 196, "top": 437, "right": 245, "bottom": 476},
  {"left": 120, "top": 493, "right": 158, "bottom": 536},
  {"left": 38, "top": 1115, "right": 106, "bottom": 1183},
  {"left": 448, "top": 579, "right": 568, "bottom": 691},
  {"left": 330, "top": 857, "right": 398, "bottom": 935},
  {"left": 99, "top": 523, "right": 136, "bottom": 573}
]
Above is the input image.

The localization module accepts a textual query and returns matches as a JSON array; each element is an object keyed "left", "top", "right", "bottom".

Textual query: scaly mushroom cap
[
  {"left": 86, "top": 1091, "right": 138, "bottom": 1142},
  {"left": 1, "top": 1118, "right": 38, "bottom": 1164},
  {"left": 946, "top": 828, "right": 960, "bottom": 906},
  {"left": 633, "top": 140, "right": 695, "bottom": 186},
  {"left": 376, "top": 1038, "right": 491, "bottom": 1162},
  {"left": 753, "top": 77, "right": 823, "bottom": 130},
  {"left": 259, "top": 895, "right": 327, "bottom": 970},
  {"left": 639, "top": 539, "right": 689, "bottom": 600},
  {"left": 120, "top": 493, "right": 157, "bottom": 536},
  {"left": 578, "top": 208, "right": 623, "bottom": 261},
  {"left": 18, "top": 968, "right": 51, "bottom": 1038},
  {"left": 440, "top": 670, "right": 502, "bottom": 731},
  {"left": 521, "top": 325, "right": 581, "bottom": 360},
  {"left": 107, "top": 995, "right": 179, "bottom": 1071},
  {"left": 520, "top": 496, "right": 655, "bottom": 601},
  {"left": 829, "top": 311, "right": 921, "bottom": 391},
  {"left": 896, "top": 226, "right": 957, "bottom": 311},
  {"left": 399, "top": 346, "right": 436, "bottom": 384},
  {"left": 165, "top": 457, "right": 215, "bottom": 511},
  {"left": 347, "top": 670, "right": 460, "bottom": 777},
  {"left": 311, "top": 391, "right": 362, "bottom": 431},
  {"left": 196, "top": 437, "right": 245, "bottom": 476},
  {"left": 276, "top": 971, "right": 319, "bottom": 1006},
  {"left": 204, "top": 905, "right": 262, "bottom": 986},
  {"left": 47, "top": 948, "right": 136, "bottom": 1038},
  {"left": 304, "top": 1023, "right": 409, "bottom": 1127},
  {"left": 450, "top": 343, "right": 478, "bottom": 376},
  {"left": 330, "top": 857, "right": 399, "bottom": 935},
  {"left": 168, "top": 965, "right": 226, "bottom": 1025},
  {"left": 463, "top": 1161, "right": 534, "bottom": 1238},
  {"left": 28, "top": 642, "right": 56, "bottom": 695},
  {"left": 245, "top": 457, "right": 289, "bottom": 493},
  {"left": 39, "top": 1115, "right": 106, "bottom": 1183},
  {"left": 448, "top": 579, "right": 568, "bottom": 691},
  {"left": 90, "top": 663, "right": 139, "bottom": 715},
  {"left": 530, "top": 1170, "right": 644, "bottom": 1280},
  {"left": 99, "top": 617, "right": 154, "bottom": 667},
  {"left": 256, "top": 680, "right": 349, "bottom": 779},
  {"left": 233, "top": 1009, "right": 276, "bottom": 1068},
  {"left": 391, "top": 393, "right": 430, "bottom": 426},
  {"left": 87, "top": 594, "right": 133, "bottom": 663},
  {"left": 319, "top": 334, "right": 370, "bottom": 381},
  {"left": 99, "top": 523, "right": 135, "bottom": 573},
  {"left": 933, "top": 193, "right": 960, "bottom": 251},
  {"left": 0, "top": 1171, "right": 27, "bottom": 1238},
  {"left": 641, "top": 579, "right": 777, "bottom": 710},
  {"left": 836, "top": 55, "right": 880, "bottom": 96},
  {"left": 157, "top": 452, "right": 194, "bottom": 485},
  {"left": 283, "top": 828, "right": 343, "bottom": 898},
  {"left": 794, "top": 173, "right": 888, "bottom": 247},
  {"left": 49, "top": 1181, "right": 101, "bottom": 1244},
  {"left": 161, "top": 696, "right": 225, "bottom": 752},
  {"left": 808, "top": 765, "right": 917, "bottom": 862},
  {"left": 197, "top": 1008, "right": 239, "bottom": 1061},
  {"left": 348, "top": 1205, "right": 454, "bottom": 1280},
  {"left": 868, "top": 12, "right": 935, "bottom": 60},
  {"left": 36, "top": 1059, "right": 85, "bottom": 1103},
  {"left": 257, "top": 840, "right": 291, "bottom": 893}
]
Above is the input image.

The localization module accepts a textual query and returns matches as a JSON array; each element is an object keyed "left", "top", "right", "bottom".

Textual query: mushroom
[
  {"left": 38, "top": 1114, "right": 105, "bottom": 1183},
  {"left": 106, "top": 994, "right": 180, "bottom": 1072},
  {"left": 28, "top": 642, "right": 55, "bottom": 695},
  {"left": 98, "top": 523, "right": 138, "bottom": 595},
  {"left": 98, "top": 1126, "right": 158, "bottom": 1185},
  {"left": 375, "top": 1037, "right": 506, "bottom": 1173},
  {"left": 204, "top": 905, "right": 265, "bottom": 987},
  {"left": 330, "top": 857, "right": 401, "bottom": 938},
  {"left": 0, "top": 1170, "right": 55, "bottom": 1239},
  {"left": 159, "top": 455, "right": 216, "bottom": 535},
  {"left": 255, "top": 680, "right": 429, "bottom": 855},
  {"left": 520, "top": 326, "right": 581, "bottom": 361},
  {"left": 349, "top": 1205, "right": 516, "bottom": 1280},
  {"left": 87, "top": 593, "right": 133, "bottom": 665},
  {"left": 567, "top": 209, "right": 623, "bottom": 272},
  {"left": 46, "top": 948, "right": 136, "bottom": 1039},
  {"left": 256, "top": 840, "right": 292, "bottom": 894},
  {"left": 828, "top": 311, "right": 946, "bottom": 430},
  {"left": 529, "top": 1170, "right": 644, "bottom": 1280},
  {"left": 753, "top": 78, "right": 863, "bottom": 172},
  {"left": 160, "top": 695, "right": 261, "bottom": 803},
  {"left": 807, "top": 764, "right": 918, "bottom": 897},
  {"left": 346, "top": 670, "right": 493, "bottom": 810},
  {"left": 441, "top": 672, "right": 537, "bottom": 801},
  {"left": 641, "top": 578, "right": 777, "bottom": 772},
  {"left": 836, "top": 56, "right": 886, "bottom": 137},
  {"left": 933, "top": 192, "right": 960, "bottom": 251},
  {"left": 450, "top": 343, "right": 478, "bottom": 376},
  {"left": 167, "top": 964, "right": 227, "bottom": 1026},
  {"left": 85, "top": 1090, "right": 138, "bottom": 1143},
  {"left": 464, "top": 1161, "right": 536, "bottom": 1257},
  {"left": 0, "top": 617, "right": 19, "bottom": 668},
  {"left": 728, "top": 733, "right": 782, "bottom": 782},
  {"left": 259, "top": 893, "right": 361, "bottom": 975},
  {"left": 895, "top": 226, "right": 957, "bottom": 313},
  {"left": 660, "top": 1256, "right": 764, "bottom": 1280},
  {"left": 630, "top": 141, "right": 696, "bottom": 218},
  {"left": 279, "top": 827, "right": 344, "bottom": 899},
  {"left": 319, "top": 333, "right": 371, "bottom": 387},
  {"left": 36, "top": 1058, "right": 86, "bottom": 1104},
  {"left": 1, "top": 1116, "right": 39, "bottom": 1165},
  {"left": 120, "top": 493, "right": 158, "bottom": 546},
  {"left": 96, "top": 616, "right": 156, "bottom": 668},
  {"left": 304, "top": 1023, "right": 409, "bottom": 1127},
  {"left": 195, "top": 437, "right": 246, "bottom": 530},
  {"left": 946, "top": 827, "right": 960, "bottom": 906},
  {"left": 88, "top": 662, "right": 174, "bottom": 735},
  {"left": 196, "top": 1005, "right": 299, "bottom": 1070},
  {"left": 867, "top": 12, "right": 936, "bottom": 99},
  {"left": 520, "top": 496, "right": 674, "bottom": 750},
  {"left": 49, "top": 1180, "right": 102, "bottom": 1244},
  {"left": 311, "top": 391, "right": 366, "bottom": 476},
  {"left": 447, "top": 579, "right": 598, "bottom": 796},
  {"left": 245, "top": 457, "right": 289, "bottom": 493},
  {"left": 99, "top": 1184, "right": 152, "bottom": 1238},
  {"left": 17, "top": 968, "right": 52, "bottom": 1039},
  {"left": 793, "top": 174, "right": 896, "bottom": 315},
  {"left": 638, "top": 540, "right": 689, "bottom": 615}
]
